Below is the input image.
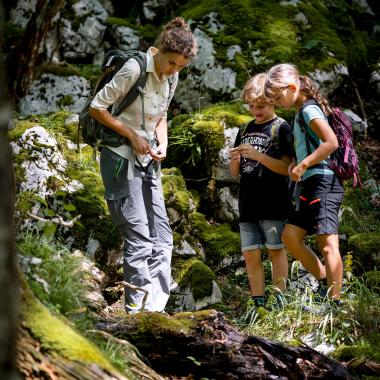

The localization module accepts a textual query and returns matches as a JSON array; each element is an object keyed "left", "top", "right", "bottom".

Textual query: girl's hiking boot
[
  {"left": 302, "top": 299, "right": 343, "bottom": 315},
  {"left": 289, "top": 262, "right": 320, "bottom": 293}
]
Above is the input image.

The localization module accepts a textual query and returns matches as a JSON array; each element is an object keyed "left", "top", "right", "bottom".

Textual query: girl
[
  {"left": 264, "top": 63, "right": 344, "bottom": 303},
  {"left": 89, "top": 17, "right": 197, "bottom": 313}
]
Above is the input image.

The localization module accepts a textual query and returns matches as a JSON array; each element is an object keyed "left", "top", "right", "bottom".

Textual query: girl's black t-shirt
[{"left": 233, "top": 117, "right": 293, "bottom": 222}]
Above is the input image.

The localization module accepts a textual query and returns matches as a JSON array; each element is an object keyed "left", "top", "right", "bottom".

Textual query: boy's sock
[{"left": 251, "top": 296, "right": 266, "bottom": 308}]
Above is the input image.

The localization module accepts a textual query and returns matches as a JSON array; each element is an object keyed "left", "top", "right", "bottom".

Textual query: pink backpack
[{"left": 298, "top": 100, "right": 362, "bottom": 187}]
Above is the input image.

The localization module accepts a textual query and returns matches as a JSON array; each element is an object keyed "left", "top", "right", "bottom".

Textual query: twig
[
  {"left": 350, "top": 78, "right": 368, "bottom": 138},
  {"left": 27, "top": 212, "right": 81, "bottom": 227},
  {"left": 115, "top": 281, "right": 149, "bottom": 311}
]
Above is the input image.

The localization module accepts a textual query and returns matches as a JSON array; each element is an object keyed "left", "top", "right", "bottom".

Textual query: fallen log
[
  {"left": 95, "top": 310, "right": 351, "bottom": 379},
  {"left": 17, "top": 278, "right": 163, "bottom": 380}
]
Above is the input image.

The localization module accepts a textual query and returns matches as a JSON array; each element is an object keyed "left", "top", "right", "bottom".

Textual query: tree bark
[
  {"left": 7, "top": 0, "right": 65, "bottom": 102},
  {"left": 96, "top": 310, "right": 352, "bottom": 380},
  {"left": 0, "top": 1, "right": 18, "bottom": 379}
]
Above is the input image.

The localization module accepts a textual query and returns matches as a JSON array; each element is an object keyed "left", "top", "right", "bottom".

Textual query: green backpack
[
  {"left": 78, "top": 49, "right": 148, "bottom": 149},
  {"left": 239, "top": 116, "right": 285, "bottom": 152}
]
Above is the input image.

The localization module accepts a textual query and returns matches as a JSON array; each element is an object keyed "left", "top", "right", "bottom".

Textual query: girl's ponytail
[{"left": 300, "top": 75, "right": 332, "bottom": 116}]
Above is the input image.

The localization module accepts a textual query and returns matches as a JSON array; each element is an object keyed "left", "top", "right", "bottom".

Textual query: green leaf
[
  {"left": 63, "top": 203, "right": 76, "bottom": 212},
  {"left": 43, "top": 208, "right": 56, "bottom": 217},
  {"left": 186, "top": 356, "right": 201, "bottom": 366}
]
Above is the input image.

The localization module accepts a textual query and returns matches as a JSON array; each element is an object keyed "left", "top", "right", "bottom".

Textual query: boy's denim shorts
[{"left": 239, "top": 220, "right": 285, "bottom": 251}]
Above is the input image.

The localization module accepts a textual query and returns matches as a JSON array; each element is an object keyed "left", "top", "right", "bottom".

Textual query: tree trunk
[
  {"left": 96, "top": 310, "right": 352, "bottom": 380},
  {"left": 7, "top": 0, "right": 65, "bottom": 102},
  {"left": 0, "top": 2, "right": 18, "bottom": 379}
]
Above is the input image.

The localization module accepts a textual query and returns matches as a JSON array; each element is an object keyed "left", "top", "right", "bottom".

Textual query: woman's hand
[
  {"left": 130, "top": 134, "right": 152, "bottom": 155},
  {"left": 151, "top": 143, "right": 167, "bottom": 162}
]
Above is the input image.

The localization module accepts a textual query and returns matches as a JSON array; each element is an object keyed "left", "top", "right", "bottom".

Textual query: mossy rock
[
  {"left": 173, "top": 258, "right": 216, "bottom": 301},
  {"left": 8, "top": 120, "right": 37, "bottom": 141},
  {"left": 166, "top": 102, "right": 251, "bottom": 180},
  {"left": 62, "top": 145, "right": 121, "bottom": 251},
  {"left": 333, "top": 333, "right": 380, "bottom": 365},
  {"left": 188, "top": 212, "right": 240, "bottom": 269},
  {"left": 339, "top": 183, "right": 380, "bottom": 236},
  {"left": 364, "top": 271, "right": 380, "bottom": 294},
  {"left": 178, "top": 0, "right": 354, "bottom": 80},
  {"left": 348, "top": 232, "right": 380, "bottom": 270},
  {"left": 162, "top": 167, "right": 196, "bottom": 214}
]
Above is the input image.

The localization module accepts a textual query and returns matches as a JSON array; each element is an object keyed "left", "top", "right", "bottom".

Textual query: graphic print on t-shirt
[{"left": 240, "top": 132, "right": 272, "bottom": 175}]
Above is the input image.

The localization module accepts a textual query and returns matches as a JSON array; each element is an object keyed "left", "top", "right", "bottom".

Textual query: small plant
[
  {"left": 17, "top": 233, "right": 83, "bottom": 315},
  {"left": 169, "top": 127, "right": 202, "bottom": 167}
]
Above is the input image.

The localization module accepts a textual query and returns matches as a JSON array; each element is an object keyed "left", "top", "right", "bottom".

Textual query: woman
[{"left": 89, "top": 17, "right": 197, "bottom": 313}]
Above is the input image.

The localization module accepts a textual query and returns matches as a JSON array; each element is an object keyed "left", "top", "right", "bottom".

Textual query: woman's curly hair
[{"left": 156, "top": 17, "right": 197, "bottom": 58}]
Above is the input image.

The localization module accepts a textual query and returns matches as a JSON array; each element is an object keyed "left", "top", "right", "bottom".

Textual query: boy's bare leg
[
  {"left": 268, "top": 248, "right": 288, "bottom": 292},
  {"left": 243, "top": 249, "right": 264, "bottom": 296},
  {"left": 282, "top": 224, "right": 326, "bottom": 280},
  {"left": 317, "top": 234, "right": 343, "bottom": 299}
]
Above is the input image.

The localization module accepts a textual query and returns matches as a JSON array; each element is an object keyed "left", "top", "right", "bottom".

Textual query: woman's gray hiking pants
[{"left": 100, "top": 147, "right": 173, "bottom": 313}]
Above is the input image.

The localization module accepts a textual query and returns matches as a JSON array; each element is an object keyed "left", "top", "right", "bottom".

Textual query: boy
[{"left": 230, "top": 73, "right": 293, "bottom": 308}]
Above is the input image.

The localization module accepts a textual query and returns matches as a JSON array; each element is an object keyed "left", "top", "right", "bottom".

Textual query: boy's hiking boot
[
  {"left": 252, "top": 296, "right": 266, "bottom": 308},
  {"left": 290, "top": 262, "right": 320, "bottom": 293}
]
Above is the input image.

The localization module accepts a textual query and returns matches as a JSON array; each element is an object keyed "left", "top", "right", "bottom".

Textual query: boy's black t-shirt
[{"left": 234, "top": 117, "right": 293, "bottom": 222}]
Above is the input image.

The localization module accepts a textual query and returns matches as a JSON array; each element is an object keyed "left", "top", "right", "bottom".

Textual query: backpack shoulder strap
[
  {"left": 239, "top": 122, "right": 249, "bottom": 138},
  {"left": 270, "top": 116, "right": 285, "bottom": 137},
  {"left": 113, "top": 51, "right": 148, "bottom": 117},
  {"left": 298, "top": 99, "right": 320, "bottom": 154}
]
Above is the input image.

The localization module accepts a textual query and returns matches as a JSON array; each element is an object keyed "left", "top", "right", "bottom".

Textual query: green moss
[
  {"left": 173, "top": 231, "right": 182, "bottom": 248},
  {"left": 189, "top": 212, "right": 240, "bottom": 268},
  {"left": 348, "top": 232, "right": 380, "bottom": 269},
  {"left": 126, "top": 309, "right": 217, "bottom": 341},
  {"left": 333, "top": 334, "right": 380, "bottom": 363},
  {"left": 364, "top": 271, "right": 380, "bottom": 294},
  {"left": 167, "top": 102, "right": 251, "bottom": 175},
  {"left": 61, "top": 143, "right": 120, "bottom": 251},
  {"left": 162, "top": 167, "right": 195, "bottom": 214},
  {"left": 8, "top": 120, "right": 36, "bottom": 141},
  {"left": 179, "top": 0, "right": 350, "bottom": 81},
  {"left": 106, "top": 17, "right": 133, "bottom": 27},
  {"left": 72, "top": 169, "right": 120, "bottom": 251},
  {"left": 133, "top": 312, "right": 192, "bottom": 337},
  {"left": 38, "top": 62, "right": 81, "bottom": 78},
  {"left": 72, "top": 64, "right": 101, "bottom": 88},
  {"left": 37, "top": 111, "right": 72, "bottom": 136},
  {"left": 46, "top": 176, "right": 66, "bottom": 192},
  {"left": 56, "top": 95, "right": 74, "bottom": 108},
  {"left": 15, "top": 191, "right": 34, "bottom": 213},
  {"left": 259, "top": 19, "right": 299, "bottom": 63},
  {"left": 23, "top": 285, "right": 115, "bottom": 370},
  {"left": 178, "top": 259, "right": 216, "bottom": 301},
  {"left": 339, "top": 185, "right": 380, "bottom": 236}
]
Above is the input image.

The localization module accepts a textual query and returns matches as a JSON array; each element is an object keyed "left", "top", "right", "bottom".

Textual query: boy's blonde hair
[{"left": 242, "top": 73, "right": 273, "bottom": 104}]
